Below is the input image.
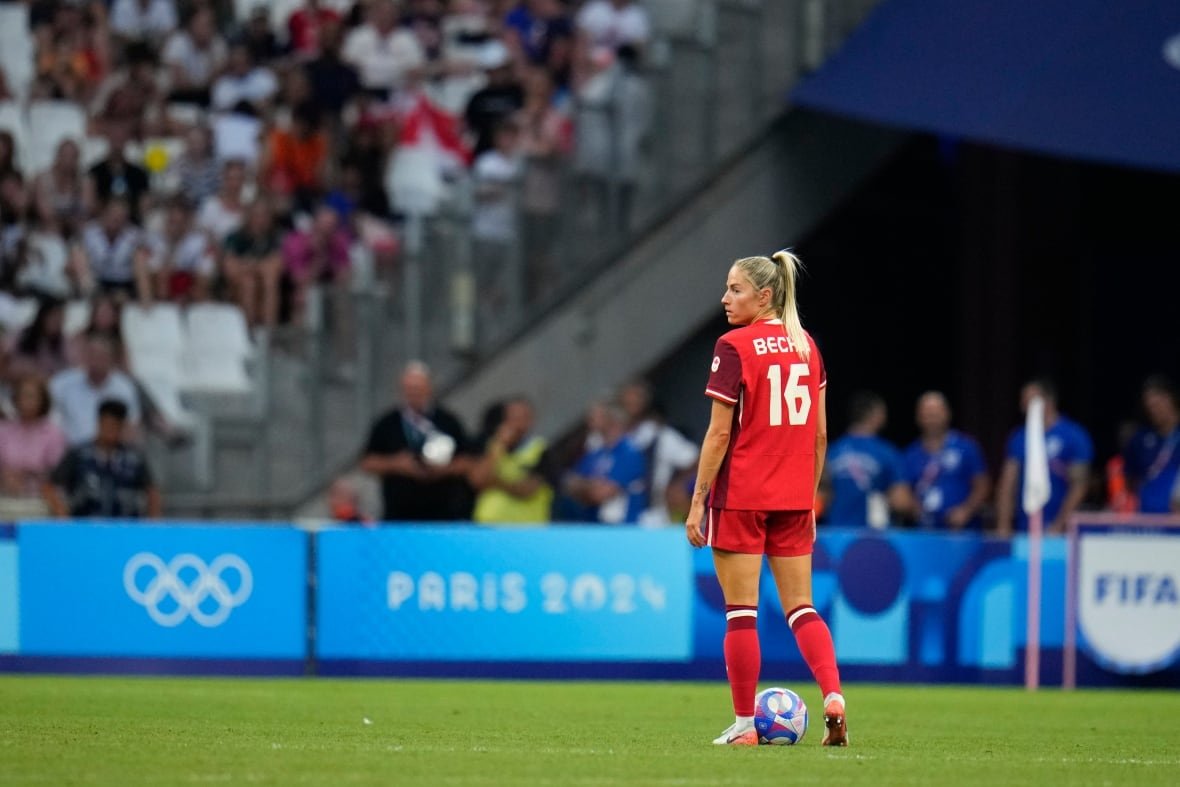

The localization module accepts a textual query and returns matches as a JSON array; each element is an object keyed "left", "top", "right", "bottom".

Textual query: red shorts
[{"left": 706, "top": 508, "right": 814, "bottom": 557}]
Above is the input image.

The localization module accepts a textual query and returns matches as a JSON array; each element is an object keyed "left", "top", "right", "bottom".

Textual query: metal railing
[{"left": 165, "top": 0, "right": 881, "bottom": 518}]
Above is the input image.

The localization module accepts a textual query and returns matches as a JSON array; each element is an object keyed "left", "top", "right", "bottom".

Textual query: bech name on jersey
[{"left": 751, "top": 335, "right": 800, "bottom": 356}]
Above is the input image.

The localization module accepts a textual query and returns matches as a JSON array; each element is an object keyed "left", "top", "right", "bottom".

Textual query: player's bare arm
[{"left": 686, "top": 398, "right": 734, "bottom": 548}]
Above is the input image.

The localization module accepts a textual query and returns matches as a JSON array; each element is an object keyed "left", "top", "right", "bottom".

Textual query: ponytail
[{"left": 771, "top": 249, "right": 810, "bottom": 362}]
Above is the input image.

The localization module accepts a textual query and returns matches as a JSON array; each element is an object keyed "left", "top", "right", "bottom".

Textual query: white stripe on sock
[
  {"left": 787, "top": 606, "right": 816, "bottom": 627},
  {"left": 726, "top": 609, "right": 758, "bottom": 620}
]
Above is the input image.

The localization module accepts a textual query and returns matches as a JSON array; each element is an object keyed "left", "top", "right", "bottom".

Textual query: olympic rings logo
[{"left": 123, "top": 552, "right": 253, "bottom": 628}]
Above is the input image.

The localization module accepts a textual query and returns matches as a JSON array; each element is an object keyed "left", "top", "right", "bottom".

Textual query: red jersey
[
  {"left": 288, "top": 8, "right": 343, "bottom": 55},
  {"left": 704, "top": 319, "right": 826, "bottom": 510}
]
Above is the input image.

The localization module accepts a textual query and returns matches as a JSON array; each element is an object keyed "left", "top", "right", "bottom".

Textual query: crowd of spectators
[
  {"left": 357, "top": 364, "right": 1180, "bottom": 532},
  {"left": 359, "top": 360, "right": 698, "bottom": 526},
  {"left": 0, "top": 0, "right": 656, "bottom": 348},
  {"left": 819, "top": 376, "right": 1180, "bottom": 534},
  {"left": 0, "top": 0, "right": 659, "bottom": 519}
]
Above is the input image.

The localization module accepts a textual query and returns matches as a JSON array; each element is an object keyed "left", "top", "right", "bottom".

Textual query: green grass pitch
[{"left": 2, "top": 675, "right": 1179, "bottom": 785}]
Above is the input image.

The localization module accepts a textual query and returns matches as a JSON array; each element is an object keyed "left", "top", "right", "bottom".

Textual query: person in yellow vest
[{"left": 469, "top": 396, "right": 555, "bottom": 524}]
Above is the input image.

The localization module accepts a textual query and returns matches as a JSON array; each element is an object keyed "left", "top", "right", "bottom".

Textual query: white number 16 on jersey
[{"left": 767, "top": 363, "right": 811, "bottom": 426}]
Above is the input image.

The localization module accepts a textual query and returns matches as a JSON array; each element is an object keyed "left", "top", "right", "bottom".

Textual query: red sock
[
  {"left": 724, "top": 605, "right": 760, "bottom": 717},
  {"left": 787, "top": 605, "right": 842, "bottom": 699}
]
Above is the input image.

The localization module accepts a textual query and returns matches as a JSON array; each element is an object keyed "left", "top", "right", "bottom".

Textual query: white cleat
[{"left": 712, "top": 720, "right": 758, "bottom": 745}]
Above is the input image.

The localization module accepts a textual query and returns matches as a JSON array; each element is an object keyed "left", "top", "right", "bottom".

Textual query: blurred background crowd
[
  {"left": 0, "top": 0, "right": 676, "bottom": 516},
  {"left": 349, "top": 360, "right": 1180, "bottom": 534}
]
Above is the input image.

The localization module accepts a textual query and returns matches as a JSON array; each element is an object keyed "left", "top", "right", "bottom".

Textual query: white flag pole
[
  {"left": 1025, "top": 508, "right": 1044, "bottom": 690},
  {"left": 1022, "top": 395, "right": 1051, "bottom": 691}
]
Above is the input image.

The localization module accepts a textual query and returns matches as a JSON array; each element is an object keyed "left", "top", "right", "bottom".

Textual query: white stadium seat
[
  {"left": 0, "top": 294, "right": 38, "bottom": 335},
  {"left": 0, "top": 5, "right": 34, "bottom": 101},
  {"left": 63, "top": 300, "right": 92, "bottom": 338},
  {"left": 182, "top": 303, "right": 255, "bottom": 394},
  {"left": 121, "top": 303, "right": 185, "bottom": 360},
  {"left": 121, "top": 303, "right": 214, "bottom": 489},
  {"left": 80, "top": 136, "right": 111, "bottom": 170},
  {"left": 26, "top": 101, "right": 88, "bottom": 175}
]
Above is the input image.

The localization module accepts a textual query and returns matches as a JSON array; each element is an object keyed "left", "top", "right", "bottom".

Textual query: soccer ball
[{"left": 754, "top": 687, "right": 808, "bottom": 745}]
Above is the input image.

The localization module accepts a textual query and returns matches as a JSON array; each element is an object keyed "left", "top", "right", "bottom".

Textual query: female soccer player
[{"left": 686, "top": 251, "right": 847, "bottom": 746}]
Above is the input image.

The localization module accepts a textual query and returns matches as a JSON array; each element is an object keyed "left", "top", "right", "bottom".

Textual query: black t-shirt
[
  {"left": 364, "top": 406, "right": 473, "bottom": 521},
  {"left": 224, "top": 228, "right": 280, "bottom": 260},
  {"left": 464, "top": 84, "right": 524, "bottom": 156},
  {"left": 305, "top": 56, "right": 361, "bottom": 115},
  {"left": 88, "top": 160, "right": 150, "bottom": 220},
  {"left": 51, "top": 442, "right": 153, "bottom": 518}
]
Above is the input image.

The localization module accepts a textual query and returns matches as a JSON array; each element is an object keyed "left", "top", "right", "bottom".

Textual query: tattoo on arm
[{"left": 696, "top": 481, "right": 710, "bottom": 498}]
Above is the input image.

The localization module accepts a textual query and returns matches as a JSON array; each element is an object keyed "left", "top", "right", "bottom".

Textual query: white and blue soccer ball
[{"left": 754, "top": 687, "right": 808, "bottom": 745}]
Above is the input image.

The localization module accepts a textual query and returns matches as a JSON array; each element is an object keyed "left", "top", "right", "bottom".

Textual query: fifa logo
[
  {"left": 123, "top": 553, "right": 253, "bottom": 627},
  {"left": 1093, "top": 573, "right": 1179, "bottom": 606}
]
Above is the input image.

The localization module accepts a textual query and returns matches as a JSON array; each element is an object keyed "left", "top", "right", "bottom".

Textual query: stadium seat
[
  {"left": 212, "top": 113, "right": 263, "bottom": 165},
  {"left": 0, "top": 295, "right": 37, "bottom": 335},
  {"left": 645, "top": 0, "right": 707, "bottom": 38},
  {"left": 63, "top": 300, "right": 92, "bottom": 338},
  {"left": 121, "top": 303, "right": 185, "bottom": 360},
  {"left": 26, "top": 101, "right": 87, "bottom": 175},
  {"left": 121, "top": 303, "right": 212, "bottom": 488},
  {"left": 0, "top": 5, "right": 34, "bottom": 101},
  {"left": 80, "top": 136, "right": 111, "bottom": 170},
  {"left": 267, "top": 0, "right": 304, "bottom": 35},
  {"left": 182, "top": 303, "right": 255, "bottom": 395}
]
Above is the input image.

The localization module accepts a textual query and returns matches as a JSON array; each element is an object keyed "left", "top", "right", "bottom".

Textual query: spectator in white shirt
[
  {"left": 211, "top": 41, "right": 280, "bottom": 115},
  {"left": 109, "top": 0, "right": 177, "bottom": 47},
  {"left": 619, "top": 379, "right": 700, "bottom": 524},
  {"left": 472, "top": 119, "right": 523, "bottom": 342},
  {"left": 342, "top": 0, "right": 425, "bottom": 95},
  {"left": 196, "top": 159, "right": 248, "bottom": 247},
  {"left": 576, "top": 0, "right": 650, "bottom": 53},
  {"left": 162, "top": 8, "right": 228, "bottom": 106},
  {"left": 80, "top": 197, "right": 152, "bottom": 301},
  {"left": 473, "top": 120, "right": 522, "bottom": 244},
  {"left": 574, "top": 45, "right": 651, "bottom": 233},
  {"left": 146, "top": 197, "right": 214, "bottom": 303},
  {"left": 50, "top": 331, "right": 142, "bottom": 447}
]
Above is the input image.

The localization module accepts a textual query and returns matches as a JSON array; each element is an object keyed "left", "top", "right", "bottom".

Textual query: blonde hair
[{"left": 732, "top": 250, "right": 810, "bottom": 361}]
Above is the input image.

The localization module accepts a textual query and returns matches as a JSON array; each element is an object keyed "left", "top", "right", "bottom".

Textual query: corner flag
[
  {"left": 1023, "top": 394, "right": 1050, "bottom": 690},
  {"left": 1023, "top": 396, "right": 1051, "bottom": 515}
]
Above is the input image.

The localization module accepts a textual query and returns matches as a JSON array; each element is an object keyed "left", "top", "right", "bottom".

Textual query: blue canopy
[{"left": 792, "top": 0, "right": 1180, "bottom": 172}]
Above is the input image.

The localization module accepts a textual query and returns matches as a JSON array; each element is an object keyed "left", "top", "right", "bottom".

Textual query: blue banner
[
  {"left": 18, "top": 522, "right": 306, "bottom": 659},
  {"left": 317, "top": 526, "right": 692, "bottom": 661},
  {"left": 0, "top": 528, "right": 16, "bottom": 654},
  {"left": 691, "top": 530, "right": 1068, "bottom": 681}
]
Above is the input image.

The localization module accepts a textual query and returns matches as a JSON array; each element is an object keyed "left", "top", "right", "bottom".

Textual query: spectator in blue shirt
[
  {"left": 823, "top": 392, "right": 915, "bottom": 528},
  {"left": 995, "top": 379, "right": 1093, "bottom": 536},
  {"left": 1123, "top": 376, "right": 1180, "bottom": 514},
  {"left": 561, "top": 402, "right": 647, "bottom": 524},
  {"left": 903, "top": 391, "right": 990, "bottom": 530}
]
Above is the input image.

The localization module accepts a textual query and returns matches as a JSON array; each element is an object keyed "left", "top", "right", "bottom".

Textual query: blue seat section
[{"left": 792, "top": 0, "right": 1180, "bottom": 173}]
